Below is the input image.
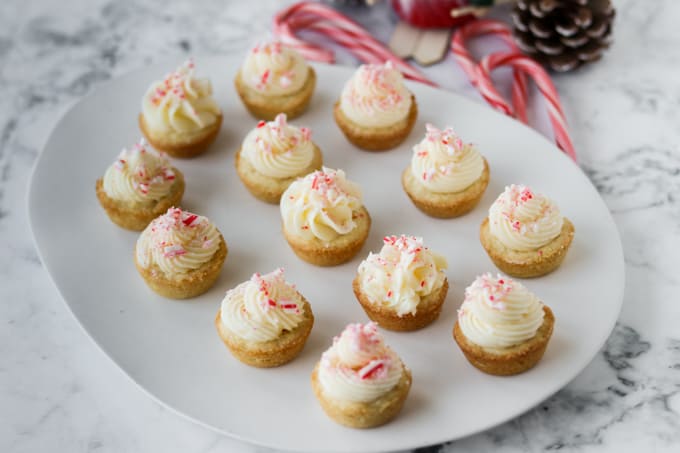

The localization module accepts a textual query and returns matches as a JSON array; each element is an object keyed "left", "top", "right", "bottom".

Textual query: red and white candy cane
[
  {"left": 478, "top": 51, "right": 576, "bottom": 161},
  {"left": 273, "top": 2, "right": 576, "bottom": 161},
  {"left": 452, "top": 19, "right": 575, "bottom": 161},
  {"left": 451, "top": 19, "right": 529, "bottom": 124},
  {"left": 273, "top": 1, "right": 434, "bottom": 86}
]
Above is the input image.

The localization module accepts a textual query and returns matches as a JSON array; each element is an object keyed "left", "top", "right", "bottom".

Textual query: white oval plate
[{"left": 28, "top": 56, "right": 623, "bottom": 452}]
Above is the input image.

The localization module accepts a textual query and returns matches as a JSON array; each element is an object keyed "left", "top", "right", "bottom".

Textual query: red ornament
[{"left": 391, "top": 0, "right": 499, "bottom": 28}]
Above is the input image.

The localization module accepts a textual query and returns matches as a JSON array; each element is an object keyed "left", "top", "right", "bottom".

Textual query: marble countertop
[{"left": 2, "top": 0, "right": 679, "bottom": 451}]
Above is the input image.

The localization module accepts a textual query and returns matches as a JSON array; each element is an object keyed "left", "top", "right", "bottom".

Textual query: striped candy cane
[
  {"left": 451, "top": 19, "right": 529, "bottom": 124},
  {"left": 478, "top": 52, "right": 576, "bottom": 161},
  {"left": 273, "top": 1, "right": 434, "bottom": 86},
  {"left": 273, "top": 2, "right": 576, "bottom": 161},
  {"left": 453, "top": 19, "right": 575, "bottom": 160}
]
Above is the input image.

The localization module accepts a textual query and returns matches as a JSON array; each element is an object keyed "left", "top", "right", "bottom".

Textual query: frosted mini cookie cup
[
  {"left": 453, "top": 273, "right": 555, "bottom": 376},
  {"left": 311, "top": 322, "right": 412, "bottom": 428},
  {"left": 215, "top": 268, "right": 314, "bottom": 368},
  {"left": 334, "top": 62, "right": 417, "bottom": 151},
  {"left": 353, "top": 234, "right": 449, "bottom": 331},
  {"left": 280, "top": 167, "right": 371, "bottom": 266},
  {"left": 139, "top": 60, "right": 222, "bottom": 158},
  {"left": 235, "top": 114, "right": 323, "bottom": 203},
  {"left": 402, "top": 124, "right": 489, "bottom": 218},
  {"left": 96, "top": 138, "right": 184, "bottom": 231},
  {"left": 134, "top": 207, "right": 227, "bottom": 299},
  {"left": 480, "top": 185, "right": 574, "bottom": 278},
  {"left": 235, "top": 41, "right": 316, "bottom": 120}
]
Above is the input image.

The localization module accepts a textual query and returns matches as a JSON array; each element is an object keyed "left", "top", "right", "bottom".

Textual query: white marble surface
[{"left": 1, "top": 0, "right": 679, "bottom": 452}]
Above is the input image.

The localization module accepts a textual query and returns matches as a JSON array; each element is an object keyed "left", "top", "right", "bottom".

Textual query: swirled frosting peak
[
  {"left": 358, "top": 235, "right": 448, "bottom": 316},
  {"left": 220, "top": 268, "right": 306, "bottom": 343},
  {"left": 240, "top": 41, "right": 309, "bottom": 95},
  {"left": 488, "top": 185, "right": 564, "bottom": 251},
  {"left": 457, "top": 273, "right": 545, "bottom": 349},
  {"left": 142, "top": 59, "right": 221, "bottom": 133},
  {"left": 410, "top": 124, "right": 485, "bottom": 193},
  {"left": 135, "top": 207, "right": 221, "bottom": 277},
  {"left": 102, "top": 138, "right": 176, "bottom": 203},
  {"left": 280, "top": 167, "right": 363, "bottom": 242},
  {"left": 318, "top": 322, "right": 404, "bottom": 402},
  {"left": 339, "top": 61, "right": 412, "bottom": 128},
  {"left": 241, "top": 114, "right": 314, "bottom": 178}
]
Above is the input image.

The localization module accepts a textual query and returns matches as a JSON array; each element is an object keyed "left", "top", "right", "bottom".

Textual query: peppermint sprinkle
[
  {"left": 258, "top": 69, "right": 271, "bottom": 89},
  {"left": 149, "top": 60, "right": 194, "bottom": 104},
  {"left": 274, "top": 113, "right": 287, "bottom": 129},
  {"left": 280, "top": 75, "right": 292, "bottom": 88},
  {"left": 358, "top": 359, "right": 389, "bottom": 380},
  {"left": 279, "top": 302, "right": 299, "bottom": 313},
  {"left": 182, "top": 214, "right": 198, "bottom": 226},
  {"left": 300, "top": 127, "right": 311, "bottom": 142},
  {"left": 423, "top": 123, "right": 466, "bottom": 155},
  {"left": 383, "top": 234, "right": 426, "bottom": 255},
  {"left": 422, "top": 168, "right": 436, "bottom": 181},
  {"left": 465, "top": 273, "right": 514, "bottom": 311},
  {"left": 163, "top": 245, "right": 186, "bottom": 258}
]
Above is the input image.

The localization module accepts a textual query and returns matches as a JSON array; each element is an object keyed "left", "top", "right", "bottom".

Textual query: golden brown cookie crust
[
  {"left": 235, "top": 143, "right": 323, "bottom": 204},
  {"left": 480, "top": 217, "right": 575, "bottom": 278},
  {"left": 134, "top": 234, "right": 227, "bottom": 299},
  {"left": 333, "top": 94, "right": 418, "bottom": 151},
  {"left": 453, "top": 305, "right": 555, "bottom": 376},
  {"left": 234, "top": 67, "right": 316, "bottom": 121},
  {"left": 139, "top": 113, "right": 223, "bottom": 158},
  {"left": 215, "top": 295, "right": 314, "bottom": 368},
  {"left": 283, "top": 206, "right": 371, "bottom": 267},
  {"left": 311, "top": 361, "right": 412, "bottom": 428},
  {"left": 95, "top": 168, "right": 185, "bottom": 231},
  {"left": 353, "top": 275, "right": 449, "bottom": 331},
  {"left": 402, "top": 158, "right": 490, "bottom": 218}
]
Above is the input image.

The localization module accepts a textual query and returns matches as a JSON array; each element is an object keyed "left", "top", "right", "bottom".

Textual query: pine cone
[{"left": 512, "top": 0, "right": 615, "bottom": 72}]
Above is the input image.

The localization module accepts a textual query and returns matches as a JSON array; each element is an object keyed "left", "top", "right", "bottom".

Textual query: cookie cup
[
  {"left": 96, "top": 169, "right": 185, "bottom": 231},
  {"left": 134, "top": 234, "right": 227, "bottom": 299},
  {"left": 311, "top": 361, "right": 412, "bottom": 428},
  {"left": 480, "top": 217, "right": 575, "bottom": 278},
  {"left": 235, "top": 143, "right": 323, "bottom": 204},
  {"left": 453, "top": 305, "right": 555, "bottom": 376},
  {"left": 215, "top": 296, "right": 314, "bottom": 368},
  {"left": 283, "top": 207, "right": 371, "bottom": 266},
  {"left": 234, "top": 67, "right": 316, "bottom": 121},
  {"left": 353, "top": 276, "right": 449, "bottom": 331},
  {"left": 401, "top": 158, "right": 490, "bottom": 218},
  {"left": 333, "top": 95, "right": 418, "bottom": 151},
  {"left": 139, "top": 113, "right": 223, "bottom": 158}
]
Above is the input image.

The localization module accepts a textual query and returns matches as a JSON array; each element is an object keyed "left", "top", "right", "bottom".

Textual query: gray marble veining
[{"left": 1, "top": 0, "right": 679, "bottom": 452}]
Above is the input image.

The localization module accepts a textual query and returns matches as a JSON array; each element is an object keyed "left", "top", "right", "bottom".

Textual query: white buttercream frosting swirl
[
  {"left": 136, "top": 207, "right": 221, "bottom": 277},
  {"left": 358, "top": 235, "right": 448, "bottom": 316},
  {"left": 318, "top": 322, "right": 404, "bottom": 403},
  {"left": 458, "top": 273, "right": 545, "bottom": 349},
  {"left": 410, "top": 124, "right": 484, "bottom": 193},
  {"left": 488, "top": 185, "right": 564, "bottom": 251},
  {"left": 220, "top": 268, "right": 306, "bottom": 343},
  {"left": 240, "top": 41, "right": 309, "bottom": 96},
  {"left": 241, "top": 114, "right": 314, "bottom": 178},
  {"left": 102, "top": 138, "right": 176, "bottom": 203},
  {"left": 339, "top": 62, "right": 412, "bottom": 128},
  {"left": 142, "top": 60, "right": 221, "bottom": 133},
  {"left": 280, "top": 167, "right": 363, "bottom": 243}
]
